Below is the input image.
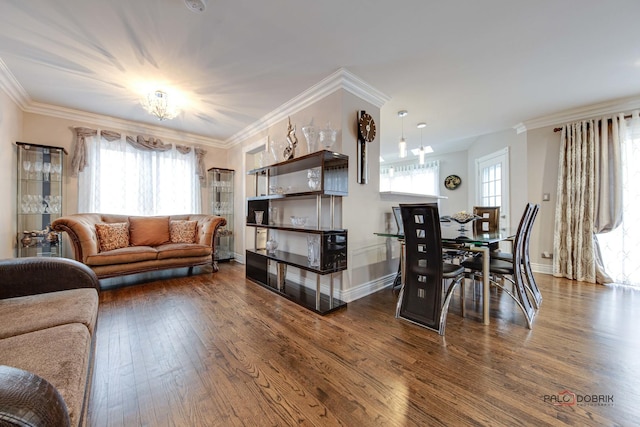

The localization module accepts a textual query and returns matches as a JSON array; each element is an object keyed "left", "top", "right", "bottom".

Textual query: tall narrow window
[{"left": 476, "top": 148, "right": 509, "bottom": 229}]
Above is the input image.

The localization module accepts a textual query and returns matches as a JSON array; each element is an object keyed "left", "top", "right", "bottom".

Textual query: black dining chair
[
  {"left": 461, "top": 203, "right": 537, "bottom": 329},
  {"left": 396, "top": 203, "right": 466, "bottom": 335},
  {"left": 492, "top": 203, "right": 542, "bottom": 308}
]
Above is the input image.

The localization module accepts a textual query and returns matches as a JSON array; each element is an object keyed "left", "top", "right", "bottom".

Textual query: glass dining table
[{"left": 375, "top": 222, "right": 515, "bottom": 325}]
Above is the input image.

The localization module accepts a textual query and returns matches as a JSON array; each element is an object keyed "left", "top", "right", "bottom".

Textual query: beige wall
[
  {"left": 11, "top": 112, "right": 226, "bottom": 257},
  {"left": 465, "top": 126, "right": 559, "bottom": 270},
  {"left": 467, "top": 128, "right": 528, "bottom": 226},
  {"left": 227, "top": 90, "right": 395, "bottom": 301},
  {"left": 0, "top": 85, "right": 610, "bottom": 292},
  {"left": 230, "top": 91, "right": 345, "bottom": 263},
  {"left": 434, "top": 150, "right": 468, "bottom": 215},
  {"left": 21, "top": 113, "right": 227, "bottom": 221},
  {"left": 0, "top": 91, "right": 23, "bottom": 258},
  {"left": 526, "top": 125, "right": 560, "bottom": 271}
]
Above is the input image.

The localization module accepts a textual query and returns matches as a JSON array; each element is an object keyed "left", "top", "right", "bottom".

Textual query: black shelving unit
[{"left": 246, "top": 150, "right": 349, "bottom": 314}]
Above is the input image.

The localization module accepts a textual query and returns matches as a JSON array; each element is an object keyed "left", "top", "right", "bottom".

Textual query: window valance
[{"left": 71, "top": 127, "right": 207, "bottom": 182}]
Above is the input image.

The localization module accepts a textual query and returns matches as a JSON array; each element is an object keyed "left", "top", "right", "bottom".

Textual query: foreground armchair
[{"left": 0, "top": 257, "right": 100, "bottom": 426}]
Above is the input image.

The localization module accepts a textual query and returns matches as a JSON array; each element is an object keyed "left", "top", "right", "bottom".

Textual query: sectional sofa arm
[
  {"left": 0, "top": 257, "right": 100, "bottom": 300},
  {"left": 0, "top": 365, "right": 71, "bottom": 427},
  {"left": 51, "top": 215, "right": 102, "bottom": 264},
  {"left": 194, "top": 215, "right": 227, "bottom": 247}
]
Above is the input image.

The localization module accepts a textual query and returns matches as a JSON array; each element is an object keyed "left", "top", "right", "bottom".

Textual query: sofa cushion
[
  {"left": 0, "top": 323, "right": 92, "bottom": 427},
  {"left": 129, "top": 216, "right": 170, "bottom": 246},
  {"left": 0, "top": 288, "right": 99, "bottom": 339},
  {"left": 85, "top": 245, "right": 158, "bottom": 266},
  {"left": 155, "top": 243, "right": 212, "bottom": 260},
  {"left": 95, "top": 222, "right": 129, "bottom": 252},
  {"left": 170, "top": 220, "right": 198, "bottom": 243}
]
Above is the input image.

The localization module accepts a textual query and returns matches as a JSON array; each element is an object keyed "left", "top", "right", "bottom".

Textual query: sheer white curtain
[
  {"left": 380, "top": 160, "right": 440, "bottom": 195},
  {"left": 78, "top": 134, "right": 201, "bottom": 215},
  {"left": 598, "top": 111, "right": 640, "bottom": 287}
]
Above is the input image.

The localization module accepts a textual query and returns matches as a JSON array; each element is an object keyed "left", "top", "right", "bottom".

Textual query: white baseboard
[
  {"left": 232, "top": 252, "right": 245, "bottom": 264},
  {"left": 531, "top": 262, "right": 553, "bottom": 275},
  {"left": 340, "top": 273, "right": 396, "bottom": 302}
]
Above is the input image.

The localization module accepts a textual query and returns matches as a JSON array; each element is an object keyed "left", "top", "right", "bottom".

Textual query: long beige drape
[{"left": 553, "top": 117, "right": 623, "bottom": 283}]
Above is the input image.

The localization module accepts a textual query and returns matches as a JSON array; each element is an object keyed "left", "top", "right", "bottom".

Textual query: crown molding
[
  {"left": 2, "top": 59, "right": 387, "bottom": 149},
  {"left": 22, "top": 101, "right": 226, "bottom": 148},
  {"left": 0, "top": 58, "right": 31, "bottom": 109},
  {"left": 515, "top": 94, "right": 640, "bottom": 133},
  {"left": 225, "top": 68, "right": 390, "bottom": 146}
]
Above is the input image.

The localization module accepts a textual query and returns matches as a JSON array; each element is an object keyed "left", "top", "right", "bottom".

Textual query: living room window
[
  {"left": 77, "top": 134, "right": 201, "bottom": 215},
  {"left": 380, "top": 160, "right": 440, "bottom": 195}
]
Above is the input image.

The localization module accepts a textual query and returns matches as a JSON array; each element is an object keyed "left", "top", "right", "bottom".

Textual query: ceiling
[{"left": 2, "top": 0, "right": 640, "bottom": 162}]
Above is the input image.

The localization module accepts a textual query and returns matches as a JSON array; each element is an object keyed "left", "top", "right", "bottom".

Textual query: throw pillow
[
  {"left": 128, "top": 216, "right": 170, "bottom": 246},
  {"left": 170, "top": 220, "right": 198, "bottom": 244},
  {"left": 95, "top": 222, "right": 130, "bottom": 252}
]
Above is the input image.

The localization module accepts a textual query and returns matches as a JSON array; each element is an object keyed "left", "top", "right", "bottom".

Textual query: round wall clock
[
  {"left": 444, "top": 174, "right": 462, "bottom": 190},
  {"left": 358, "top": 112, "right": 376, "bottom": 142}
]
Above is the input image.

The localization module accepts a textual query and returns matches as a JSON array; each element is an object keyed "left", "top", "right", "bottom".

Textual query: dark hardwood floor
[{"left": 88, "top": 263, "right": 640, "bottom": 426}]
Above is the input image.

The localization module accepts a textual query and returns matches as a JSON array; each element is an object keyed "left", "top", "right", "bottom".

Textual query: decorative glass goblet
[
  {"left": 22, "top": 160, "right": 32, "bottom": 179},
  {"left": 34, "top": 161, "right": 43, "bottom": 180},
  {"left": 302, "top": 126, "right": 318, "bottom": 154},
  {"left": 52, "top": 163, "right": 62, "bottom": 180},
  {"left": 42, "top": 162, "right": 51, "bottom": 181}
]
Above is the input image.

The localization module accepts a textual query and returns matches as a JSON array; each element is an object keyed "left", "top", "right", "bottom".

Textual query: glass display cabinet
[
  {"left": 208, "top": 167, "right": 234, "bottom": 261},
  {"left": 16, "top": 142, "right": 66, "bottom": 257}
]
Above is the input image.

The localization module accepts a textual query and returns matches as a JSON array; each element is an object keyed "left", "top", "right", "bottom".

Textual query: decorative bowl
[
  {"left": 449, "top": 211, "right": 480, "bottom": 224},
  {"left": 290, "top": 216, "right": 308, "bottom": 227},
  {"left": 447, "top": 211, "right": 481, "bottom": 232}
]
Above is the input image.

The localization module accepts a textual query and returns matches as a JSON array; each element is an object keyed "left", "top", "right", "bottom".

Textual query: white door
[{"left": 475, "top": 147, "right": 509, "bottom": 231}]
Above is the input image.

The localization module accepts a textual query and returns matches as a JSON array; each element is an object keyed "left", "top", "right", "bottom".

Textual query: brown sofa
[
  {"left": 52, "top": 214, "right": 226, "bottom": 279},
  {"left": 0, "top": 257, "right": 100, "bottom": 427}
]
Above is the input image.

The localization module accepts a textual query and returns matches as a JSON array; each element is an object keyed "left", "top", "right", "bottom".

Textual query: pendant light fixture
[
  {"left": 398, "top": 110, "right": 408, "bottom": 158},
  {"left": 417, "top": 122, "right": 427, "bottom": 165}
]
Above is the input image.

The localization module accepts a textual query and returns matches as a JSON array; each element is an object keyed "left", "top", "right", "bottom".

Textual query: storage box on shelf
[
  {"left": 16, "top": 142, "right": 67, "bottom": 258},
  {"left": 246, "top": 150, "right": 349, "bottom": 314},
  {"left": 208, "top": 167, "right": 235, "bottom": 261}
]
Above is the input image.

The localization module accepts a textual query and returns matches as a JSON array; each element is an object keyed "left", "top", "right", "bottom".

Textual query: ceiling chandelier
[
  {"left": 184, "top": 0, "right": 207, "bottom": 13},
  {"left": 398, "top": 110, "right": 407, "bottom": 158},
  {"left": 141, "top": 90, "right": 179, "bottom": 121}
]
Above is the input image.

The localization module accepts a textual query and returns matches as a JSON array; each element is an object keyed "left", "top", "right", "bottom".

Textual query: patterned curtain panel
[{"left": 553, "top": 116, "right": 623, "bottom": 284}]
